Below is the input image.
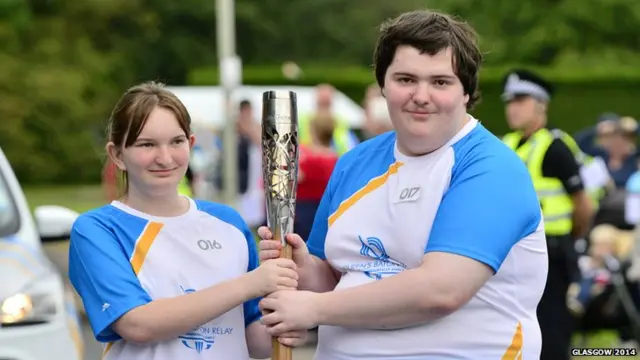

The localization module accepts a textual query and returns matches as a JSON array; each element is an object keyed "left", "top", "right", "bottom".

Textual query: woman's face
[{"left": 114, "top": 107, "right": 194, "bottom": 196}]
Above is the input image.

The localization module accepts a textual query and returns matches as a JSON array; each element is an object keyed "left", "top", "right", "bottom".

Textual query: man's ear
[{"left": 106, "top": 142, "right": 126, "bottom": 171}]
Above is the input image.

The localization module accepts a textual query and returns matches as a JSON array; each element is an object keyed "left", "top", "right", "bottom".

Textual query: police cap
[{"left": 501, "top": 69, "right": 554, "bottom": 103}]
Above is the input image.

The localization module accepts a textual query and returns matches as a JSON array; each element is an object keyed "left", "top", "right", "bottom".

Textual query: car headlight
[{"left": 1, "top": 274, "right": 59, "bottom": 325}]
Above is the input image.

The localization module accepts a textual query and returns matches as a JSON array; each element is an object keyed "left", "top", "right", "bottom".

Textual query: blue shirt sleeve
[
  {"left": 425, "top": 148, "right": 541, "bottom": 273},
  {"left": 68, "top": 213, "right": 153, "bottom": 342}
]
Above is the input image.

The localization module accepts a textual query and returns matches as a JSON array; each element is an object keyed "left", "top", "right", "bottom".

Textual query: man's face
[
  {"left": 383, "top": 45, "right": 469, "bottom": 155},
  {"left": 505, "top": 95, "right": 540, "bottom": 131},
  {"left": 609, "top": 132, "right": 633, "bottom": 157},
  {"left": 316, "top": 86, "right": 334, "bottom": 109}
]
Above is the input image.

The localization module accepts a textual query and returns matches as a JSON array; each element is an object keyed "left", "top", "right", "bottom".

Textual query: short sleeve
[
  {"left": 306, "top": 178, "right": 334, "bottom": 260},
  {"left": 425, "top": 148, "right": 542, "bottom": 273},
  {"left": 242, "top": 224, "right": 262, "bottom": 327},
  {"left": 541, "top": 139, "right": 584, "bottom": 194},
  {"left": 68, "top": 214, "right": 152, "bottom": 342}
]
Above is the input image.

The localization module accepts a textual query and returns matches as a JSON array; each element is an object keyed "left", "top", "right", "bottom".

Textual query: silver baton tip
[{"left": 263, "top": 90, "right": 297, "bottom": 102}]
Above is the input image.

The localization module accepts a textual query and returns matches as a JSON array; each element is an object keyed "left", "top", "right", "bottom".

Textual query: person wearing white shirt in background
[
  {"left": 362, "top": 84, "right": 394, "bottom": 138},
  {"left": 624, "top": 165, "right": 640, "bottom": 281}
]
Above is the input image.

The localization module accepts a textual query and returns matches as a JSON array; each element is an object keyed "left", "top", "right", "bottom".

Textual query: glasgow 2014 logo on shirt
[
  {"left": 178, "top": 286, "right": 234, "bottom": 353},
  {"left": 344, "top": 236, "right": 407, "bottom": 280}
]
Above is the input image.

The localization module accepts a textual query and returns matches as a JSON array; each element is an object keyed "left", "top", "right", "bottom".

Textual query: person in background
[
  {"left": 362, "top": 83, "right": 394, "bottom": 138},
  {"left": 216, "top": 99, "right": 265, "bottom": 229},
  {"left": 575, "top": 114, "right": 640, "bottom": 188},
  {"left": 501, "top": 69, "right": 594, "bottom": 360},
  {"left": 295, "top": 111, "right": 339, "bottom": 241},
  {"left": 102, "top": 158, "right": 119, "bottom": 201},
  {"left": 215, "top": 99, "right": 261, "bottom": 197},
  {"left": 299, "top": 84, "right": 359, "bottom": 156},
  {"left": 567, "top": 224, "right": 619, "bottom": 317},
  {"left": 625, "top": 163, "right": 640, "bottom": 281}
]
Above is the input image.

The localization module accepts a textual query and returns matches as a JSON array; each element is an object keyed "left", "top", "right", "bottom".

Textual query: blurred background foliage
[{"left": 2, "top": 0, "right": 640, "bottom": 184}]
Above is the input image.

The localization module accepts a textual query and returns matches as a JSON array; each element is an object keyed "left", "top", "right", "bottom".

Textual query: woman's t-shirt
[{"left": 68, "top": 198, "right": 261, "bottom": 360}]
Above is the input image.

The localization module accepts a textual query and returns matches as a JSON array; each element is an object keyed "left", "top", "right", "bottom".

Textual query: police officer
[{"left": 501, "top": 69, "right": 595, "bottom": 360}]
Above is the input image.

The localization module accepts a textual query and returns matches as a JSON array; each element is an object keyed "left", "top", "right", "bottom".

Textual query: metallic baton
[{"left": 261, "top": 90, "right": 299, "bottom": 360}]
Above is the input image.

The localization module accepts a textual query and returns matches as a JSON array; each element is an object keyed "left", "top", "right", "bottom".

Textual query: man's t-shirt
[
  {"left": 307, "top": 117, "right": 548, "bottom": 359},
  {"left": 68, "top": 199, "right": 261, "bottom": 360}
]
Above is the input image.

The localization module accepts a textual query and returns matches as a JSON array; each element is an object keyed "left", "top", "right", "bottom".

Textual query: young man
[
  {"left": 257, "top": 10, "right": 547, "bottom": 359},
  {"left": 501, "top": 70, "right": 594, "bottom": 360}
]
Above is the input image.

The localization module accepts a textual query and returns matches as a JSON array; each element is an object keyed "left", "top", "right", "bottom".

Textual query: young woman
[{"left": 68, "top": 81, "right": 306, "bottom": 360}]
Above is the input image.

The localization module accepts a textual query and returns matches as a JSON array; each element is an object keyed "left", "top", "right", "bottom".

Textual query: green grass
[
  {"left": 23, "top": 184, "right": 106, "bottom": 213},
  {"left": 19, "top": 185, "right": 640, "bottom": 359}
]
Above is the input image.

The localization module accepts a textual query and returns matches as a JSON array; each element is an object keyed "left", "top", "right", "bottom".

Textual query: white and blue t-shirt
[
  {"left": 307, "top": 117, "right": 548, "bottom": 359},
  {"left": 68, "top": 198, "right": 261, "bottom": 360}
]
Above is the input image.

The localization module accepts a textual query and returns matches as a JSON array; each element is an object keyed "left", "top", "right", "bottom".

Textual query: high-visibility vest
[
  {"left": 178, "top": 177, "right": 193, "bottom": 197},
  {"left": 503, "top": 129, "right": 574, "bottom": 236},
  {"left": 298, "top": 113, "right": 352, "bottom": 156}
]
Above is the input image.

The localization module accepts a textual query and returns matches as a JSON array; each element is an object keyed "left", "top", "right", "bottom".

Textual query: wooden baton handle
[{"left": 271, "top": 226, "right": 293, "bottom": 360}]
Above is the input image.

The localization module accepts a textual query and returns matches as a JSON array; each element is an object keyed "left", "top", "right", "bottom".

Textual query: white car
[{"left": 0, "top": 146, "right": 84, "bottom": 360}]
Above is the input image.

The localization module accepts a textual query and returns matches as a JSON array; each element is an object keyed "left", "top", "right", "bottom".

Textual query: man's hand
[
  {"left": 257, "top": 227, "right": 312, "bottom": 268},
  {"left": 259, "top": 290, "right": 320, "bottom": 335}
]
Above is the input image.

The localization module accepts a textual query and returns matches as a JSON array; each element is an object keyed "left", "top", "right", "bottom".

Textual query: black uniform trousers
[{"left": 537, "top": 233, "right": 578, "bottom": 360}]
